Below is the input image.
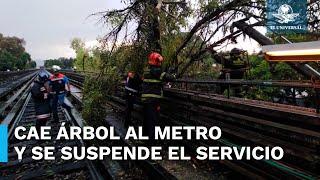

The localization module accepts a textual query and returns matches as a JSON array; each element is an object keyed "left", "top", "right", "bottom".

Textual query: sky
[
  {"left": 0, "top": 0, "right": 123, "bottom": 65},
  {"left": 0, "top": 0, "right": 263, "bottom": 66}
]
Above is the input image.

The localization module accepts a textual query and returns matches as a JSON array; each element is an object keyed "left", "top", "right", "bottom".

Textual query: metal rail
[
  {"left": 0, "top": 69, "right": 37, "bottom": 83},
  {"left": 65, "top": 72, "right": 320, "bottom": 120},
  {"left": 0, "top": 73, "right": 37, "bottom": 119},
  {"left": 0, "top": 72, "right": 107, "bottom": 180},
  {"left": 171, "top": 79, "right": 320, "bottom": 113},
  {"left": 108, "top": 94, "right": 319, "bottom": 180},
  {"left": 69, "top": 85, "right": 178, "bottom": 180},
  {"left": 64, "top": 72, "right": 320, "bottom": 179},
  {"left": 174, "top": 79, "right": 319, "bottom": 88},
  {"left": 0, "top": 71, "right": 38, "bottom": 100}
]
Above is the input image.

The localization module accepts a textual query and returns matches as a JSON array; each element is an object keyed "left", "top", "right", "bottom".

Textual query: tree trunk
[{"left": 147, "top": 0, "right": 162, "bottom": 54}]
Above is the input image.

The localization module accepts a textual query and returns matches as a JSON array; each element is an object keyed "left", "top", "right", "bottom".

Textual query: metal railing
[{"left": 171, "top": 79, "right": 320, "bottom": 113}]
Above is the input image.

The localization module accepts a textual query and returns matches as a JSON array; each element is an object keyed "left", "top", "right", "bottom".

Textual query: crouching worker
[
  {"left": 124, "top": 71, "right": 142, "bottom": 128},
  {"left": 141, "top": 52, "right": 175, "bottom": 142},
  {"left": 31, "top": 72, "right": 51, "bottom": 133}
]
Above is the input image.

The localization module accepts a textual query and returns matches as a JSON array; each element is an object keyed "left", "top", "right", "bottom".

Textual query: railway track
[
  {"left": 108, "top": 94, "right": 319, "bottom": 179},
  {"left": 5, "top": 67, "right": 317, "bottom": 179},
  {"left": 0, "top": 95, "right": 105, "bottom": 179},
  {"left": 60, "top": 71, "right": 320, "bottom": 179},
  {"left": 0, "top": 70, "right": 37, "bottom": 84},
  {"left": 0, "top": 71, "right": 108, "bottom": 179},
  {"left": 1, "top": 70, "right": 38, "bottom": 124},
  {"left": 0, "top": 70, "right": 38, "bottom": 100},
  {"left": 66, "top": 72, "right": 232, "bottom": 179},
  {"left": 45, "top": 70, "right": 182, "bottom": 179}
]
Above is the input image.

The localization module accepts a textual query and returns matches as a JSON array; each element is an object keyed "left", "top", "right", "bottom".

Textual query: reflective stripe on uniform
[
  {"left": 143, "top": 79, "right": 161, "bottom": 83},
  {"left": 125, "top": 86, "right": 138, "bottom": 93},
  {"left": 160, "top": 72, "right": 166, "bottom": 80},
  {"left": 141, "top": 94, "right": 163, "bottom": 99},
  {"left": 50, "top": 91, "right": 65, "bottom": 94}
]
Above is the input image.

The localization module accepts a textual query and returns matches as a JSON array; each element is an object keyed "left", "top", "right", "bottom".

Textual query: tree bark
[{"left": 147, "top": 0, "right": 162, "bottom": 53}]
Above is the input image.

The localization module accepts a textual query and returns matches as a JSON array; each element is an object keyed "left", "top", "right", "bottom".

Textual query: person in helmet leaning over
[
  {"left": 31, "top": 71, "right": 51, "bottom": 133},
  {"left": 141, "top": 52, "right": 176, "bottom": 142},
  {"left": 211, "top": 48, "right": 249, "bottom": 97}
]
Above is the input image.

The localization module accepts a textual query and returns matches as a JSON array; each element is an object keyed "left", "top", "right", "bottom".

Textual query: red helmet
[{"left": 148, "top": 52, "right": 163, "bottom": 66}]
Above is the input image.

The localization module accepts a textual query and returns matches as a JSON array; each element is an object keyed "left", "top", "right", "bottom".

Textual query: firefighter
[
  {"left": 49, "top": 67, "right": 72, "bottom": 122},
  {"left": 141, "top": 52, "right": 175, "bottom": 141},
  {"left": 124, "top": 71, "right": 142, "bottom": 128},
  {"left": 31, "top": 72, "right": 51, "bottom": 134},
  {"left": 211, "top": 48, "right": 248, "bottom": 97}
]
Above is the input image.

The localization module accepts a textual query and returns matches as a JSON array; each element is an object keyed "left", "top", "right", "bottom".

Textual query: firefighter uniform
[
  {"left": 141, "top": 52, "right": 175, "bottom": 141},
  {"left": 212, "top": 48, "right": 248, "bottom": 97},
  {"left": 124, "top": 72, "right": 142, "bottom": 128},
  {"left": 49, "top": 71, "right": 72, "bottom": 122}
]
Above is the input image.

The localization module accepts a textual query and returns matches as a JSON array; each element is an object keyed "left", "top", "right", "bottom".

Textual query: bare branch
[{"left": 174, "top": 0, "right": 248, "bottom": 61}]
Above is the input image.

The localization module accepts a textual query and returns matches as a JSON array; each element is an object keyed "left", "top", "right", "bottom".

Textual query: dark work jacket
[
  {"left": 125, "top": 74, "right": 142, "bottom": 95},
  {"left": 213, "top": 53, "right": 247, "bottom": 71},
  {"left": 31, "top": 81, "right": 49, "bottom": 103},
  {"left": 31, "top": 81, "right": 51, "bottom": 118},
  {"left": 141, "top": 66, "right": 175, "bottom": 101}
]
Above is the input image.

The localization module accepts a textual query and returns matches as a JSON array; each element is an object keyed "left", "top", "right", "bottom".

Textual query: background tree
[
  {"left": 96, "top": 0, "right": 320, "bottom": 79},
  {"left": 0, "top": 50, "right": 15, "bottom": 71},
  {"left": 70, "top": 38, "right": 91, "bottom": 71},
  {"left": 26, "top": 61, "right": 37, "bottom": 68},
  {"left": 79, "top": 0, "right": 320, "bottom": 125},
  {"left": 0, "top": 33, "right": 33, "bottom": 71},
  {"left": 44, "top": 57, "right": 74, "bottom": 69}
]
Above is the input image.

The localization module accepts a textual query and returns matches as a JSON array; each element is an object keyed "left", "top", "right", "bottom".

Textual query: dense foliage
[
  {"left": 44, "top": 57, "right": 74, "bottom": 69},
  {"left": 77, "top": 0, "right": 320, "bottom": 123},
  {"left": 70, "top": 38, "right": 108, "bottom": 72},
  {"left": 0, "top": 33, "right": 36, "bottom": 71}
]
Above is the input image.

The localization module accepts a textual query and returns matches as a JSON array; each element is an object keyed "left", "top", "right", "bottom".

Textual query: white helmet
[{"left": 52, "top": 65, "right": 61, "bottom": 72}]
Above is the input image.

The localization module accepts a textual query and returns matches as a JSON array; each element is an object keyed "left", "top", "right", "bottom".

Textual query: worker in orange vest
[{"left": 49, "top": 67, "right": 72, "bottom": 122}]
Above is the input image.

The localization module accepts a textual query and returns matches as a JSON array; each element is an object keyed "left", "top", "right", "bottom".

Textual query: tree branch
[{"left": 174, "top": 0, "right": 246, "bottom": 62}]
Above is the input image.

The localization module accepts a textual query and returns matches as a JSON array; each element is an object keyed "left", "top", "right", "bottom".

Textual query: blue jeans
[{"left": 51, "top": 93, "right": 71, "bottom": 121}]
